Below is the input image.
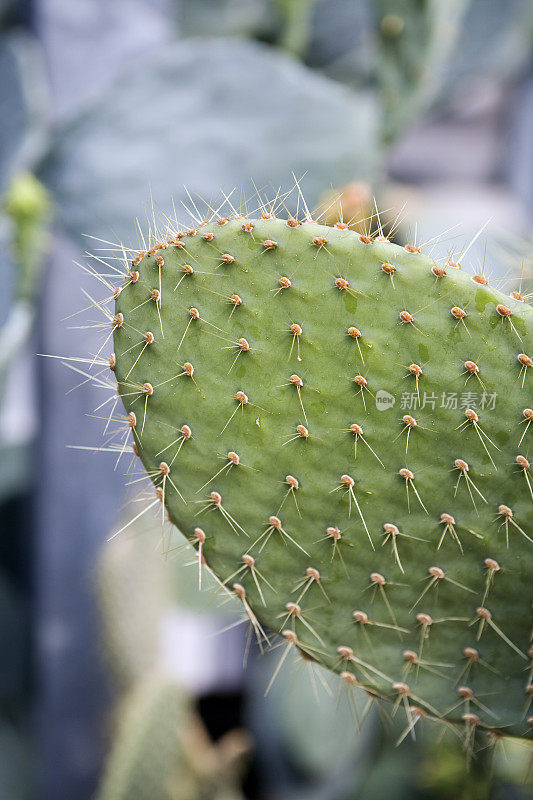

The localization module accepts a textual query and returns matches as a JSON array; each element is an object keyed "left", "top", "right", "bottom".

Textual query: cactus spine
[{"left": 84, "top": 196, "right": 532, "bottom": 743}]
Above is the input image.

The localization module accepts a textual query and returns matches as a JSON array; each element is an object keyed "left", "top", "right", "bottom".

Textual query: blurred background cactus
[
  {"left": 0, "top": 171, "right": 50, "bottom": 500},
  {"left": 94, "top": 523, "right": 251, "bottom": 800},
  {"left": 1, "top": 1, "right": 533, "bottom": 799}
]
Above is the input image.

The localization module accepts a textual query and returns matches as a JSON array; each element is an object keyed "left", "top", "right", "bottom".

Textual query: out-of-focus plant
[
  {"left": 95, "top": 672, "right": 250, "bottom": 800},
  {"left": 273, "top": 0, "right": 319, "bottom": 57},
  {"left": 0, "top": 2, "right": 50, "bottom": 500},
  {"left": 40, "top": 37, "right": 379, "bottom": 245},
  {"left": 0, "top": 172, "right": 50, "bottom": 501},
  {"left": 40, "top": 0, "right": 533, "bottom": 261},
  {"left": 4, "top": 172, "right": 51, "bottom": 304},
  {"left": 95, "top": 520, "right": 250, "bottom": 800},
  {"left": 375, "top": 0, "right": 470, "bottom": 143},
  {"left": 31, "top": 3, "right": 533, "bottom": 798}
]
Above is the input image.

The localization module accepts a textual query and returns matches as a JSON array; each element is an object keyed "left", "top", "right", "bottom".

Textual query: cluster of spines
[{"left": 68, "top": 190, "right": 532, "bottom": 745}]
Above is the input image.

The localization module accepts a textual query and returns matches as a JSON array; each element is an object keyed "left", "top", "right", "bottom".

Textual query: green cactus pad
[
  {"left": 110, "top": 213, "right": 532, "bottom": 739},
  {"left": 95, "top": 676, "right": 190, "bottom": 800}
]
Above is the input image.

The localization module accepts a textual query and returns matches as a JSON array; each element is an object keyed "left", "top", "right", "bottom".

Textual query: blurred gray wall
[{"left": 35, "top": 3, "right": 172, "bottom": 799}]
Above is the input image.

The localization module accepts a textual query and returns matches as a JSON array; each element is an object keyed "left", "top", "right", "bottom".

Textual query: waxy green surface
[{"left": 113, "top": 218, "right": 532, "bottom": 737}]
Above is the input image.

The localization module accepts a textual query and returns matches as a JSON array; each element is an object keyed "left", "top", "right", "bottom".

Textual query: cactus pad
[{"left": 109, "top": 212, "right": 532, "bottom": 739}]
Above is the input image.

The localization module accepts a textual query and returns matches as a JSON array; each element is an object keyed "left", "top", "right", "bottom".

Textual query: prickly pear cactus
[
  {"left": 96, "top": 529, "right": 170, "bottom": 688},
  {"left": 95, "top": 675, "right": 191, "bottom": 800},
  {"left": 96, "top": 671, "right": 250, "bottom": 800},
  {"left": 106, "top": 208, "right": 532, "bottom": 741}
]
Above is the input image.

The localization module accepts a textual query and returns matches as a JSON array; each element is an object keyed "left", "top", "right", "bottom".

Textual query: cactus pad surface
[{"left": 110, "top": 213, "right": 532, "bottom": 739}]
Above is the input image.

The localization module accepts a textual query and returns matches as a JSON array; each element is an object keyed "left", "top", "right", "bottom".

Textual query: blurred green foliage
[{"left": 95, "top": 519, "right": 249, "bottom": 800}]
